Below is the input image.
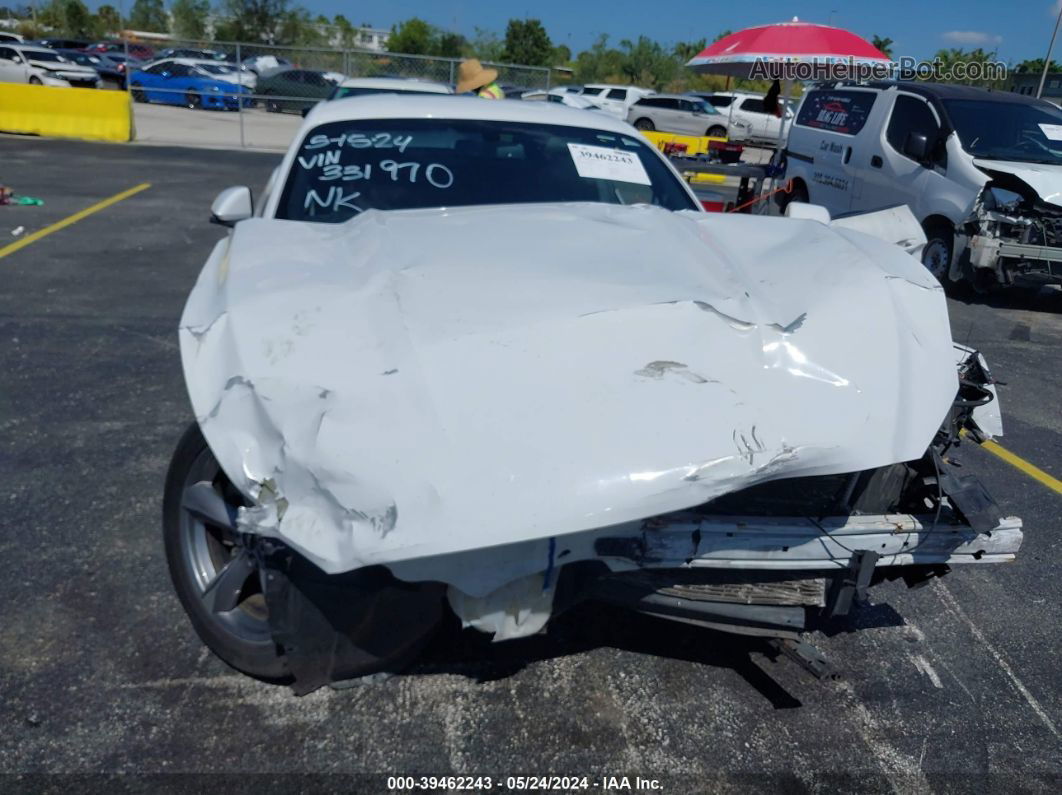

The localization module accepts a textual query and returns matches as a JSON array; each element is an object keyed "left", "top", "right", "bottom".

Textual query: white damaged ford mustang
[{"left": 165, "top": 95, "right": 1021, "bottom": 693}]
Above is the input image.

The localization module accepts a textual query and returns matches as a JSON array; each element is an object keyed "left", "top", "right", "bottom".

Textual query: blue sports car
[{"left": 129, "top": 59, "right": 251, "bottom": 110}]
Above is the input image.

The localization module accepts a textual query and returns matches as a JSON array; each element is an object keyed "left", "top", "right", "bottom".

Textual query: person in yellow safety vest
[{"left": 456, "top": 58, "right": 504, "bottom": 98}]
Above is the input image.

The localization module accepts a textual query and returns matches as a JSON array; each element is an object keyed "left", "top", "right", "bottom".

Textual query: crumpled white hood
[
  {"left": 974, "top": 158, "right": 1062, "bottom": 207},
  {"left": 180, "top": 203, "right": 957, "bottom": 575}
]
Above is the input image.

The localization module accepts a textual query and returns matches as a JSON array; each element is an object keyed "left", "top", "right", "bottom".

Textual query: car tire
[
  {"left": 162, "top": 422, "right": 445, "bottom": 683},
  {"left": 29, "top": 76, "right": 42, "bottom": 85},
  {"left": 707, "top": 125, "right": 727, "bottom": 138},
  {"left": 264, "top": 92, "right": 281, "bottom": 113},
  {"left": 185, "top": 92, "right": 201, "bottom": 110},
  {"left": 131, "top": 85, "right": 146, "bottom": 102},
  {"left": 921, "top": 222, "right": 954, "bottom": 283},
  {"left": 777, "top": 180, "right": 809, "bottom": 213},
  {"left": 633, "top": 118, "right": 655, "bottom": 131}
]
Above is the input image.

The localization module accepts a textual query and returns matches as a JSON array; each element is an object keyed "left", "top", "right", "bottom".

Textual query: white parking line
[{"left": 934, "top": 581, "right": 1060, "bottom": 739}]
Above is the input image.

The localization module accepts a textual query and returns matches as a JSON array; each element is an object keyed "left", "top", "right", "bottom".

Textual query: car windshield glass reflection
[
  {"left": 944, "top": 99, "right": 1062, "bottom": 164},
  {"left": 277, "top": 118, "right": 697, "bottom": 223}
]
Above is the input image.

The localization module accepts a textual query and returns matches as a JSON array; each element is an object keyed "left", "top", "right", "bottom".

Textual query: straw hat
[{"left": 456, "top": 58, "right": 499, "bottom": 93}]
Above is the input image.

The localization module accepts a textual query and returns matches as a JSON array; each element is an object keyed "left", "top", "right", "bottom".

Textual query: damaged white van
[
  {"left": 165, "top": 95, "right": 1020, "bottom": 693},
  {"left": 784, "top": 81, "right": 1062, "bottom": 291}
]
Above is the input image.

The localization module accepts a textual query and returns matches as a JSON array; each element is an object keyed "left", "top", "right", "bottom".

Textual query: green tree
[
  {"left": 387, "top": 17, "right": 434, "bottom": 55},
  {"left": 551, "top": 43, "right": 571, "bottom": 65},
  {"left": 217, "top": 0, "right": 291, "bottom": 43},
  {"left": 1016, "top": 58, "right": 1059, "bottom": 74},
  {"left": 470, "top": 26, "right": 503, "bottom": 61},
  {"left": 332, "top": 13, "right": 356, "bottom": 47},
  {"left": 95, "top": 3, "right": 122, "bottom": 32},
  {"left": 573, "top": 34, "right": 623, "bottom": 83},
  {"left": 501, "top": 18, "right": 551, "bottom": 66},
  {"left": 672, "top": 39, "right": 706, "bottom": 63},
  {"left": 40, "top": 0, "right": 97, "bottom": 37},
  {"left": 618, "top": 36, "right": 679, "bottom": 88},
  {"left": 277, "top": 6, "right": 325, "bottom": 46},
  {"left": 435, "top": 31, "right": 466, "bottom": 58},
  {"left": 169, "top": 0, "right": 207, "bottom": 39},
  {"left": 928, "top": 47, "right": 1003, "bottom": 87},
  {"left": 871, "top": 35, "right": 894, "bottom": 58},
  {"left": 128, "top": 0, "right": 166, "bottom": 31}
]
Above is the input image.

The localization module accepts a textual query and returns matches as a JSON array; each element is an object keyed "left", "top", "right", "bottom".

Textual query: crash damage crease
[{"left": 179, "top": 202, "right": 1010, "bottom": 647}]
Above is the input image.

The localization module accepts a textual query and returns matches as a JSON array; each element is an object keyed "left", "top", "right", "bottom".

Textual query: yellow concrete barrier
[
  {"left": 0, "top": 83, "right": 133, "bottom": 143},
  {"left": 639, "top": 130, "right": 726, "bottom": 184}
]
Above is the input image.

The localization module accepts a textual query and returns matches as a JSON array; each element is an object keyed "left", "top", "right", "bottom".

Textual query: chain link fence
[{"left": 119, "top": 37, "right": 556, "bottom": 150}]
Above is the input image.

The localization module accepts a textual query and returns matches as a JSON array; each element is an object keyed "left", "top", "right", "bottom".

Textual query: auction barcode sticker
[{"left": 567, "top": 143, "right": 651, "bottom": 185}]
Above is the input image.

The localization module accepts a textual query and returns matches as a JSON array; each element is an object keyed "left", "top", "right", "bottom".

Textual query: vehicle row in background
[
  {"left": 0, "top": 43, "right": 99, "bottom": 88},
  {"left": 130, "top": 59, "right": 252, "bottom": 110}
]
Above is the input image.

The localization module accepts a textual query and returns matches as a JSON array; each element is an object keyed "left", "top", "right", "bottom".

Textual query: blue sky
[{"left": 100, "top": 0, "right": 1061, "bottom": 63}]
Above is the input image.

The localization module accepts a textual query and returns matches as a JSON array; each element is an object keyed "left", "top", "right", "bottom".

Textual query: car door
[
  {"left": 137, "top": 61, "right": 169, "bottom": 102},
  {"left": 167, "top": 63, "right": 198, "bottom": 103},
  {"left": 738, "top": 97, "right": 777, "bottom": 142},
  {"left": 675, "top": 98, "right": 710, "bottom": 135},
  {"left": 0, "top": 46, "right": 27, "bottom": 82},
  {"left": 860, "top": 92, "right": 949, "bottom": 219}
]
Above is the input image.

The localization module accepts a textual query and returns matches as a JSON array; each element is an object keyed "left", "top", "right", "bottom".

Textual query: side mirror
[
  {"left": 211, "top": 186, "right": 253, "bottom": 226},
  {"left": 903, "top": 132, "right": 930, "bottom": 163}
]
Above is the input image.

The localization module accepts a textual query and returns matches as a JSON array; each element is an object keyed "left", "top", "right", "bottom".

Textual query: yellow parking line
[
  {"left": 971, "top": 435, "right": 1062, "bottom": 496},
  {"left": 0, "top": 182, "right": 151, "bottom": 261}
]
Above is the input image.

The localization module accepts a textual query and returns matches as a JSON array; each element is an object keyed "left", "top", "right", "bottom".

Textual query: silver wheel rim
[
  {"left": 178, "top": 450, "right": 272, "bottom": 644},
  {"left": 922, "top": 238, "right": 950, "bottom": 279}
]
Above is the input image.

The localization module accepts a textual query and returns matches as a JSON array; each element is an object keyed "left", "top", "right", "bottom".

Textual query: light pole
[{"left": 1037, "top": 2, "right": 1062, "bottom": 98}]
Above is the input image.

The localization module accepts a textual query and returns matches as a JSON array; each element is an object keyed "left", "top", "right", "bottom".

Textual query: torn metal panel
[
  {"left": 829, "top": 204, "right": 928, "bottom": 260},
  {"left": 180, "top": 201, "right": 960, "bottom": 590}
]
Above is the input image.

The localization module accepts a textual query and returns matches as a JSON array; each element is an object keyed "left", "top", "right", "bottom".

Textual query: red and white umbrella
[{"left": 686, "top": 18, "right": 891, "bottom": 78}]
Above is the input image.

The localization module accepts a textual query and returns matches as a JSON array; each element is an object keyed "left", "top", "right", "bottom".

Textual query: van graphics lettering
[
  {"left": 813, "top": 171, "right": 848, "bottom": 192},
  {"left": 796, "top": 91, "right": 876, "bottom": 136},
  {"left": 818, "top": 140, "right": 845, "bottom": 162}
]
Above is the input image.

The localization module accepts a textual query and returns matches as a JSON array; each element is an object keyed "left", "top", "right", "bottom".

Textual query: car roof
[
  {"left": 584, "top": 84, "right": 650, "bottom": 91},
  {"left": 338, "top": 77, "right": 451, "bottom": 93},
  {"left": 15, "top": 46, "right": 58, "bottom": 55},
  {"left": 846, "top": 80, "right": 1052, "bottom": 105},
  {"left": 303, "top": 94, "right": 639, "bottom": 134},
  {"left": 643, "top": 93, "right": 702, "bottom": 101}
]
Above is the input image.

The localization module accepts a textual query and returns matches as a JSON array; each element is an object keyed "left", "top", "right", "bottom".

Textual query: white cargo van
[{"left": 783, "top": 82, "right": 1062, "bottom": 290}]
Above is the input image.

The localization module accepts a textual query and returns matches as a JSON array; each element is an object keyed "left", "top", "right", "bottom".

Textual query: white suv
[
  {"left": 693, "top": 91, "right": 793, "bottom": 145},
  {"left": 579, "top": 84, "right": 654, "bottom": 119}
]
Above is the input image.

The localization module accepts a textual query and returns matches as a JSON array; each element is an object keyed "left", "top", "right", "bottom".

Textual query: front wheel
[
  {"left": 921, "top": 223, "right": 953, "bottom": 282},
  {"left": 633, "top": 117, "right": 655, "bottom": 131},
  {"left": 28, "top": 76, "right": 42, "bottom": 85},
  {"left": 131, "top": 85, "right": 146, "bottom": 102},
  {"left": 162, "top": 422, "right": 446, "bottom": 684},
  {"left": 185, "top": 92, "right": 201, "bottom": 110},
  {"left": 707, "top": 125, "right": 727, "bottom": 138}
]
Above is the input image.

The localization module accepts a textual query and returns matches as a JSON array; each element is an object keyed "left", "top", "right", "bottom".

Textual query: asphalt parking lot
[{"left": 1, "top": 137, "right": 1060, "bottom": 792}]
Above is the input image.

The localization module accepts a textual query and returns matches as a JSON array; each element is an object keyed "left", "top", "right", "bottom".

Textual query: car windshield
[
  {"left": 277, "top": 118, "right": 697, "bottom": 223},
  {"left": 944, "top": 99, "right": 1062, "bottom": 164},
  {"left": 26, "top": 50, "right": 63, "bottom": 62}
]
